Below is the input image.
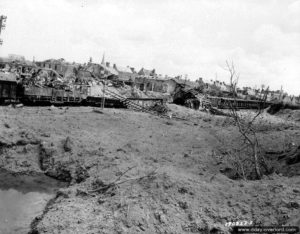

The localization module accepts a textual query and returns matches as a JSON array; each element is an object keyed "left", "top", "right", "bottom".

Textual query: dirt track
[{"left": 0, "top": 105, "right": 299, "bottom": 233}]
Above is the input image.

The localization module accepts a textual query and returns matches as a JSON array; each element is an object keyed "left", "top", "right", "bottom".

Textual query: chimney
[{"left": 106, "top": 62, "right": 110, "bottom": 67}]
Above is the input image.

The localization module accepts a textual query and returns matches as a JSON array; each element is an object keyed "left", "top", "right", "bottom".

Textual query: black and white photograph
[{"left": 0, "top": 0, "right": 299, "bottom": 233}]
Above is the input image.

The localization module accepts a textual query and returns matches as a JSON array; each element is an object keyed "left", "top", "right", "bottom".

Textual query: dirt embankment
[{"left": 0, "top": 105, "right": 299, "bottom": 234}]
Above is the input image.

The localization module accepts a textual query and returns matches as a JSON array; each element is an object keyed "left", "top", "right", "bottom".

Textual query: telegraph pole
[
  {"left": 101, "top": 72, "right": 108, "bottom": 109},
  {"left": 0, "top": 15, "right": 7, "bottom": 45},
  {"left": 101, "top": 76, "right": 106, "bottom": 109}
]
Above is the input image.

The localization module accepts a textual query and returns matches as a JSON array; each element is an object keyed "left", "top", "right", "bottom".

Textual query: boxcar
[{"left": 0, "top": 72, "right": 17, "bottom": 103}]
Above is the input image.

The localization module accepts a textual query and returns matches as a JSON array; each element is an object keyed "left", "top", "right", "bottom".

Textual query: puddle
[{"left": 0, "top": 168, "right": 68, "bottom": 234}]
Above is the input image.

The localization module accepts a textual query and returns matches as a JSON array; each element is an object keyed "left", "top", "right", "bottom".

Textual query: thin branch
[
  {"left": 113, "top": 169, "right": 157, "bottom": 186},
  {"left": 113, "top": 166, "right": 137, "bottom": 184},
  {"left": 88, "top": 168, "right": 157, "bottom": 193}
]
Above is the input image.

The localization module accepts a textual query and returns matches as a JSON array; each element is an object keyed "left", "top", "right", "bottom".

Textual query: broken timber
[{"left": 104, "top": 89, "right": 184, "bottom": 120}]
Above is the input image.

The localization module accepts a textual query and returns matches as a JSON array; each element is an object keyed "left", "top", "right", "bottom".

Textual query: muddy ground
[{"left": 0, "top": 105, "right": 299, "bottom": 234}]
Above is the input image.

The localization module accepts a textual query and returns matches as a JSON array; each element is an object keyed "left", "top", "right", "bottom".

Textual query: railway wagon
[
  {"left": 208, "top": 96, "right": 270, "bottom": 109},
  {"left": 21, "top": 85, "right": 90, "bottom": 105},
  {"left": 0, "top": 72, "right": 18, "bottom": 103},
  {"left": 86, "top": 96, "right": 125, "bottom": 108}
]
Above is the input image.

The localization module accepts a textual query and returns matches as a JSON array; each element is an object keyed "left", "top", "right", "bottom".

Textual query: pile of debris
[
  {"left": 148, "top": 103, "right": 170, "bottom": 114},
  {"left": 13, "top": 65, "right": 93, "bottom": 90},
  {"left": 208, "top": 106, "right": 231, "bottom": 116},
  {"left": 277, "top": 145, "right": 300, "bottom": 165},
  {"left": 267, "top": 102, "right": 300, "bottom": 115},
  {"left": 21, "top": 68, "right": 66, "bottom": 89}
]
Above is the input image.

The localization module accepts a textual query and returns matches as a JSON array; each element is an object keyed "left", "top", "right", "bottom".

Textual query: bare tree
[
  {"left": 226, "top": 61, "right": 239, "bottom": 97},
  {"left": 225, "top": 61, "right": 269, "bottom": 179}
]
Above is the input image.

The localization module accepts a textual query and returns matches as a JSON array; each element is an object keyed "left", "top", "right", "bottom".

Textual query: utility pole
[
  {"left": 101, "top": 69, "right": 109, "bottom": 109},
  {"left": 0, "top": 15, "right": 7, "bottom": 45},
  {"left": 100, "top": 52, "right": 107, "bottom": 109},
  {"left": 101, "top": 76, "right": 106, "bottom": 109}
]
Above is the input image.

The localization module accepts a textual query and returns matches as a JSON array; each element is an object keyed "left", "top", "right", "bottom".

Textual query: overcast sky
[{"left": 0, "top": 0, "right": 299, "bottom": 94}]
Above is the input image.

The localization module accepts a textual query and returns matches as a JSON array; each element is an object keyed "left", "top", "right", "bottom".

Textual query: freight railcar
[
  {"left": 0, "top": 72, "right": 158, "bottom": 108},
  {"left": 86, "top": 96, "right": 125, "bottom": 108},
  {"left": 208, "top": 96, "right": 270, "bottom": 109},
  {"left": 0, "top": 71, "right": 92, "bottom": 105},
  {"left": 0, "top": 72, "right": 18, "bottom": 103},
  {"left": 20, "top": 85, "right": 90, "bottom": 105}
]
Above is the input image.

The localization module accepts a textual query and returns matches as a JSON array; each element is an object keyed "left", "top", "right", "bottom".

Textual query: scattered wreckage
[
  {"left": 0, "top": 66, "right": 167, "bottom": 117},
  {"left": 173, "top": 87, "right": 272, "bottom": 111},
  {"left": 0, "top": 68, "right": 89, "bottom": 105}
]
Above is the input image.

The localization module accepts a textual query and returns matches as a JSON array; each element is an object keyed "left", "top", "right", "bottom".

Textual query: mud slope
[{"left": 0, "top": 106, "right": 299, "bottom": 234}]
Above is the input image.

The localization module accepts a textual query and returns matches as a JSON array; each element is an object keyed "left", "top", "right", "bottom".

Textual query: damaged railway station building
[
  {"left": 134, "top": 67, "right": 199, "bottom": 101},
  {"left": 86, "top": 61, "right": 118, "bottom": 80},
  {"left": 113, "top": 64, "right": 137, "bottom": 85},
  {"left": 35, "top": 58, "right": 82, "bottom": 79}
]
